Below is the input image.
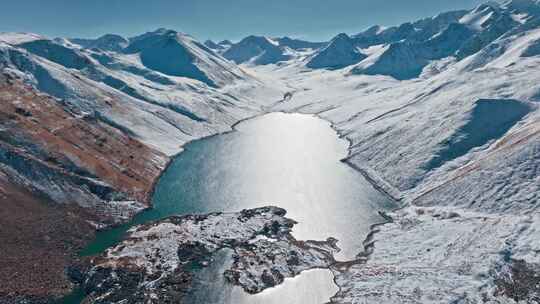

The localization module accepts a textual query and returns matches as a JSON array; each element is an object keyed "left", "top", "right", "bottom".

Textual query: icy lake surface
[{"left": 80, "top": 112, "right": 394, "bottom": 303}]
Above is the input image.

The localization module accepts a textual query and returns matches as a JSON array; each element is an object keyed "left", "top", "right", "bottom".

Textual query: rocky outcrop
[
  {"left": 225, "top": 237, "right": 339, "bottom": 293},
  {"left": 81, "top": 207, "right": 338, "bottom": 303}
]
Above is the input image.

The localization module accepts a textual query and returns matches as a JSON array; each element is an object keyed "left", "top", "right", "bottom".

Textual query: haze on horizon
[{"left": 1, "top": 0, "right": 492, "bottom": 42}]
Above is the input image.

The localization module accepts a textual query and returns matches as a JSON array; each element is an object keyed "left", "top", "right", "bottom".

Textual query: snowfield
[{"left": 330, "top": 208, "right": 540, "bottom": 303}]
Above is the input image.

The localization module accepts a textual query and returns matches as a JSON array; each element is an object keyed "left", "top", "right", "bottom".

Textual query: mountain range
[{"left": 1, "top": 0, "right": 539, "bottom": 303}]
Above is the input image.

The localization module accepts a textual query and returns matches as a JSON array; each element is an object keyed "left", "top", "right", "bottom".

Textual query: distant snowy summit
[
  {"left": 210, "top": 0, "right": 540, "bottom": 80},
  {"left": 69, "top": 28, "right": 247, "bottom": 86},
  {"left": 222, "top": 36, "right": 291, "bottom": 65},
  {"left": 336, "top": 0, "right": 540, "bottom": 79},
  {"left": 210, "top": 35, "right": 326, "bottom": 65},
  {"left": 43, "top": 0, "right": 540, "bottom": 81},
  {"left": 220, "top": 36, "right": 319, "bottom": 65},
  {"left": 0, "top": 28, "right": 251, "bottom": 88},
  {"left": 71, "top": 34, "right": 129, "bottom": 52},
  {"left": 4, "top": 0, "right": 540, "bottom": 83},
  {"left": 0, "top": 27, "right": 271, "bottom": 157},
  {"left": 204, "top": 39, "right": 231, "bottom": 51},
  {"left": 306, "top": 33, "right": 366, "bottom": 69}
]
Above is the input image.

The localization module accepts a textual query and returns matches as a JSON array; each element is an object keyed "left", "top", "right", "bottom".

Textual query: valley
[{"left": 1, "top": 0, "right": 539, "bottom": 303}]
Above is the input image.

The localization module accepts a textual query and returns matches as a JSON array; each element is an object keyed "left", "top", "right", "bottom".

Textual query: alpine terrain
[{"left": 0, "top": 0, "right": 539, "bottom": 303}]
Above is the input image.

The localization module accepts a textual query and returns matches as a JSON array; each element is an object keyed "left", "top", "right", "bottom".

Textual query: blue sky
[{"left": 1, "top": 0, "right": 490, "bottom": 42}]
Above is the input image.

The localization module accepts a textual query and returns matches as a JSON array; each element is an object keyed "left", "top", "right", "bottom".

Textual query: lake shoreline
[{"left": 67, "top": 111, "right": 398, "bottom": 304}]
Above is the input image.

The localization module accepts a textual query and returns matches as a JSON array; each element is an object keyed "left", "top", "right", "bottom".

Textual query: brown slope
[{"left": 0, "top": 72, "right": 169, "bottom": 301}]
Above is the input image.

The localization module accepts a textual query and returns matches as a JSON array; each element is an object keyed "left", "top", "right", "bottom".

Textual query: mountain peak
[
  {"left": 479, "top": 1, "right": 502, "bottom": 9},
  {"left": 204, "top": 39, "right": 225, "bottom": 50},
  {"left": 222, "top": 35, "right": 290, "bottom": 65},
  {"left": 274, "top": 36, "right": 327, "bottom": 50},
  {"left": 328, "top": 33, "right": 357, "bottom": 48},
  {"left": 333, "top": 33, "right": 351, "bottom": 41},
  {"left": 122, "top": 29, "right": 247, "bottom": 86},
  {"left": 129, "top": 28, "right": 191, "bottom": 45},
  {"left": 69, "top": 33, "right": 128, "bottom": 52},
  {"left": 306, "top": 32, "right": 366, "bottom": 69},
  {"left": 502, "top": 0, "right": 540, "bottom": 15},
  {"left": 243, "top": 35, "right": 278, "bottom": 46},
  {"left": 469, "top": 1, "right": 502, "bottom": 15},
  {"left": 361, "top": 25, "right": 385, "bottom": 36},
  {"left": 153, "top": 27, "right": 176, "bottom": 35},
  {"left": 0, "top": 32, "right": 47, "bottom": 45}
]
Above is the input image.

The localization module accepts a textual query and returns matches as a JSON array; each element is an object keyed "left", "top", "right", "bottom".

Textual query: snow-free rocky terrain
[{"left": 1, "top": 0, "right": 540, "bottom": 303}]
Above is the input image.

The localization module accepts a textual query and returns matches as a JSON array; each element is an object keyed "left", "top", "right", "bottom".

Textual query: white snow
[
  {"left": 460, "top": 5, "right": 497, "bottom": 30},
  {"left": 2, "top": 1, "right": 540, "bottom": 301},
  {"left": 243, "top": 12, "right": 540, "bottom": 301},
  {"left": 331, "top": 207, "right": 538, "bottom": 303},
  {"left": 0, "top": 32, "right": 46, "bottom": 44},
  {"left": 306, "top": 33, "right": 366, "bottom": 69},
  {"left": 0, "top": 34, "right": 282, "bottom": 156},
  {"left": 88, "top": 207, "right": 338, "bottom": 302}
]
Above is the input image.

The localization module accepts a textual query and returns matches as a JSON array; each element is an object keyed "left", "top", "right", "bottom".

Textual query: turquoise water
[{"left": 68, "top": 112, "right": 394, "bottom": 303}]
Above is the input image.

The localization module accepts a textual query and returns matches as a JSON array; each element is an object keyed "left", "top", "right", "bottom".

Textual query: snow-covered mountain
[
  {"left": 70, "top": 29, "right": 248, "bottom": 87},
  {"left": 222, "top": 35, "right": 294, "bottom": 65},
  {"left": 217, "top": 36, "right": 324, "bottom": 65},
  {"left": 204, "top": 39, "right": 234, "bottom": 52},
  {"left": 0, "top": 28, "right": 282, "bottom": 151},
  {"left": 123, "top": 29, "right": 248, "bottom": 86},
  {"left": 350, "top": 10, "right": 468, "bottom": 48},
  {"left": 70, "top": 34, "right": 129, "bottom": 52},
  {"left": 0, "top": 27, "right": 280, "bottom": 223},
  {"left": 2, "top": 0, "right": 540, "bottom": 303},
  {"left": 274, "top": 36, "right": 327, "bottom": 50},
  {"left": 234, "top": 0, "right": 536, "bottom": 79},
  {"left": 352, "top": 22, "right": 475, "bottom": 79},
  {"left": 306, "top": 33, "right": 366, "bottom": 69},
  {"left": 204, "top": 39, "right": 226, "bottom": 51},
  {"left": 0, "top": 32, "right": 267, "bottom": 156},
  {"left": 346, "top": 0, "right": 540, "bottom": 79},
  {"left": 246, "top": 1, "right": 540, "bottom": 302},
  {"left": 0, "top": 28, "right": 282, "bottom": 302}
]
